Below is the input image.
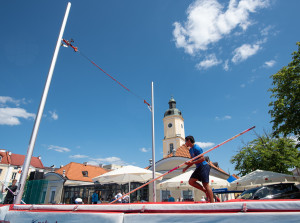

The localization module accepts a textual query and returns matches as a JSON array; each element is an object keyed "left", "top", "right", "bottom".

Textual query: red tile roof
[
  {"left": 0, "top": 150, "right": 44, "bottom": 169},
  {"left": 55, "top": 162, "right": 108, "bottom": 182},
  {"left": 232, "top": 174, "right": 239, "bottom": 179}
]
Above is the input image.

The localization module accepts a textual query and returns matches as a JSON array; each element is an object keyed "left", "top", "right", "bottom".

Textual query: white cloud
[
  {"left": 240, "top": 84, "right": 246, "bottom": 88},
  {"left": 264, "top": 60, "right": 276, "bottom": 67},
  {"left": 195, "top": 142, "right": 215, "bottom": 148},
  {"left": 0, "top": 96, "right": 34, "bottom": 125},
  {"left": 70, "top": 154, "right": 88, "bottom": 159},
  {"left": 0, "top": 107, "right": 35, "bottom": 125},
  {"left": 223, "top": 59, "right": 229, "bottom": 71},
  {"left": 49, "top": 111, "right": 58, "bottom": 120},
  {"left": 48, "top": 145, "right": 71, "bottom": 153},
  {"left": 140, "top": 147, "right": 150, "bottom": 153},
  {"left": 248, "top": 75, "right": 258, "bottom": 84},
  {"left": 289, "top": 136, "right": 300, "bottom": 145},
  {"left": 91, "top": 157, "right": 127, "bottom": 165},
  {"left": 196, "top": 54, "right": 222, "bottom": 70},
  {"left": 173, "top": 0, "right": 269, "bottom": 55},
  {"left": 261, "top": 25, "right": 273, "bottom": 36},
  {"left": 215, "top": 115, "right": 232, "bottom": 121},
  {"left": 232, "top": 43, "right": 261, "bottom": 63},
  {"left": 85, "top": 161, "right": 100, "bottom": 166},
  {"left": 0, "top": 96, "right": 26, "bottom": 106}
]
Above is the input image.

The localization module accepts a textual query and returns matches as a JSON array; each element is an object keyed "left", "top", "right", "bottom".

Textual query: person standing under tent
[
  {"left": 168, "top": 194, "right": 175, "bottom": 202},
  {"left": 91, "top": 191, "right": 99, "bottom": 204},
  {"left": 114, "top": 191, "right": 122, "bottom": 203},
  {"left": 3, "top": 179, "right": 17, "bottom": 204},
  {"left": 122, "top": 192, "right": 129, "bottom": 203},
  {"left": 183, "top": 135, "right": 214, "bottom": 203}
]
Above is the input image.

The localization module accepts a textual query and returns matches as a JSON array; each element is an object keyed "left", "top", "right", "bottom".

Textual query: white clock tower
[{"left": 163, "top": 97, "right": 185, "bottom": 158}]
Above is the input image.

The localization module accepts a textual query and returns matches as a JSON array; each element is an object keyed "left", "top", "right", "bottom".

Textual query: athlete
[{"left": 183, "top": 135, "right": 214, "bottom": 203}]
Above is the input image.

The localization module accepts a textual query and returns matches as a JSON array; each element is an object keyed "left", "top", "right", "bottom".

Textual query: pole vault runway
[{"left": 1, "top": 200, "right": 300, "bottom": 223}]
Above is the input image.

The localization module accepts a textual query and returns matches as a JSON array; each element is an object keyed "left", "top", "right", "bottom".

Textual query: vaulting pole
[
  {"left": 110, "top": 126, "right": 255, "bottom": 204},
  {"left": 151, "top": 81, "right": 156, "bottom": 202},
  {"left": 14, "top": 2, "right": 71, "bottom": 204}
]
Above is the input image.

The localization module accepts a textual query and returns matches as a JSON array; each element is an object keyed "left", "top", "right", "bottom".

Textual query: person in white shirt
[
  {"left": 114, "top": 191, "right": 122, "bottom": 203},
  {"left": 122, "top": 192, "right": 129, "bottom": 203}
]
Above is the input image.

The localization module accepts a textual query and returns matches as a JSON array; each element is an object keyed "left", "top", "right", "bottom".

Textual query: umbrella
[
  {"left": 230, "top": 169, "right": 300, "bottom": 189},
  {"left": 158, "top": 170, "right": 230, "bottom": 189},
  {"left": 92, "top": 165, "right": 163, "bottom": 202}
]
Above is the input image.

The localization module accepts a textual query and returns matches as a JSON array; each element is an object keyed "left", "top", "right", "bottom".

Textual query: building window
[
  {"left": 0, "top": 169, "right": 2, "bottom": 176},
  {"left": 49, "top": 187, "right": 57, "bottom": 204},
  {"left": 0, "top": 156, "right": 2, "bottom": 162},
  {"left": 161, "top": 190, "right": 170, "bottom": 202},
  {"left": 11, "top": 172, "right": 17, "bottom": 180},
  {"left": 169, "top": 143, "right": 174, "bottom": 154},
  {"left": 182, "top": 190, "right": 193, "bottom": 201},
  {"left": 82, "top": 171, "right": 88, "bottom": 177}
]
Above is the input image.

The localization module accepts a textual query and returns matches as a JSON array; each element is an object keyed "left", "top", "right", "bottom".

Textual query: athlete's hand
[
  {"left": 182, "top": 167, "right": 188, "bottom": 173},
  {"left": 185, "top": 160, "right": 193, "bottom": 166}
]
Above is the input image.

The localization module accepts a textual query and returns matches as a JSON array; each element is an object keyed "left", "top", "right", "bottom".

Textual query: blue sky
[{"left": 0, "top": 0, "right": 299, "bottom": 175}]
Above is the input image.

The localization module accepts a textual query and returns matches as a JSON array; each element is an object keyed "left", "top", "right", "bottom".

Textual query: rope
[{"left": 62, "top": 39, "right": 151, "bottom": 109}]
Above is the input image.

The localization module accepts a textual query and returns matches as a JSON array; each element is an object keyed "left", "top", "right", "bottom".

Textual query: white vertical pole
[
  {"left": 129, "top": 181, "right": 131, "bottom": 203},
  {"left": 14, "top": 2, "right": 71, "bottom": 204},
  {"left": 151, "top": 81, "right": 156, "bottom": 202}
]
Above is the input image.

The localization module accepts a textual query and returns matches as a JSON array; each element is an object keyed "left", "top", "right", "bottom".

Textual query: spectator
[
  {"left": 122, "top": 192, "right": 129, "bottom": 203},
  {"left": 3, "top": 179, "right": 17, "bottom": 204},
  {"left": 114, "top": 191, "right": 122, "bottom": 203},
  {"left": 91, "top": 191, "right": 99, "bottom": 204},
  {"left": 75, "top": 198, "right": 83, "bottom": 204},
  {"left": 168, "top": 194, "right": 175, "bottom": 202}
]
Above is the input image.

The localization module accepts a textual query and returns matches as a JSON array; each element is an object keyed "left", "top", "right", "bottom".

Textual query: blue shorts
[{"left": 190, "top": 164, "right": 210, "bottom": 183}]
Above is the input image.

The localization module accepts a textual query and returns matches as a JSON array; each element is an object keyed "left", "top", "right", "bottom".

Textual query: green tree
[
  {"left": 269, "top": 42, "right": 300, "bottom": 147},
  {"left": 230, "top": 133, "right": 300, "bottom": 176}
]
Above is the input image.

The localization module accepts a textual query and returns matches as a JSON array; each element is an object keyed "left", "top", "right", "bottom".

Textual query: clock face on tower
[{"left": 168, "top": 123, "right": 172, "bottom": 128}]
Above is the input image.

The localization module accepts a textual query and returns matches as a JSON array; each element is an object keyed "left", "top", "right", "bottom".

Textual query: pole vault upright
[
  {"left": 14, "top": 2, "right": 71, "bottom": 204},
  {"left": 151, "top": 81, "right": 156, "bottom": 202}
]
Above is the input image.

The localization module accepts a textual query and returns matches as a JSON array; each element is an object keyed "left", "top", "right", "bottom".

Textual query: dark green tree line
[
  {"left": 269, "top": 42, "right": 300, "bottom": 147},
  {"left": 231, "top": 133, "right": 300, "bottom": 176}
]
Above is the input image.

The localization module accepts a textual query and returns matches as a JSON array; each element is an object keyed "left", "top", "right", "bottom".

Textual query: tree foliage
[
  {"left": 269, "top": 42, "right": 300, "bottom": 147},
  {"left": 230, "top": 133, "right": 300, "bottom": 176}
]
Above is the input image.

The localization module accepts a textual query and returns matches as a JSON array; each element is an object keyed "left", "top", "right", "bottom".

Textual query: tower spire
[{"left": 164, "top": 96, "right": 182, "bottom": 117}]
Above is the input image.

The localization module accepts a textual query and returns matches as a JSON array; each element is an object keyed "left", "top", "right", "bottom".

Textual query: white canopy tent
[
  {"left": 158, "top": 170, "right": 230, "bottom": 189},
  {"left": 230, "top": 169, "right": 300, "bottom": 190},
  {"left": 92, "top": 165, "right": 163, "bottom": 202}
]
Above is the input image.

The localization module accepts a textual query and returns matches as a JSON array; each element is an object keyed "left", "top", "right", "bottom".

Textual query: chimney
[
  {"left": 60, "top": 165, "right": 64, "bottom": 168},
  {"left": 83, "top": 162, "right": 88, "bottom": 166},
  {"left": 38, "top": 156, "right": 41, "bottom": 160}
]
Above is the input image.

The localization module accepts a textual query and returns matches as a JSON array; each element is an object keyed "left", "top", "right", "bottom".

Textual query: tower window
[
  {"left": 169, "top": 143, "right": 174, "bottom": 154},
  {"left": 11, "top": 172, "right": 17, "bottom": 180},
  {"left": 82, "top": 171, "right": 88, "bottom": 177}
]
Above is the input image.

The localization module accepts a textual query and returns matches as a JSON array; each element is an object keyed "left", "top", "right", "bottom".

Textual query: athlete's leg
[{"left": 202, "top": 182, "right": 214, "bottom": 203}]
